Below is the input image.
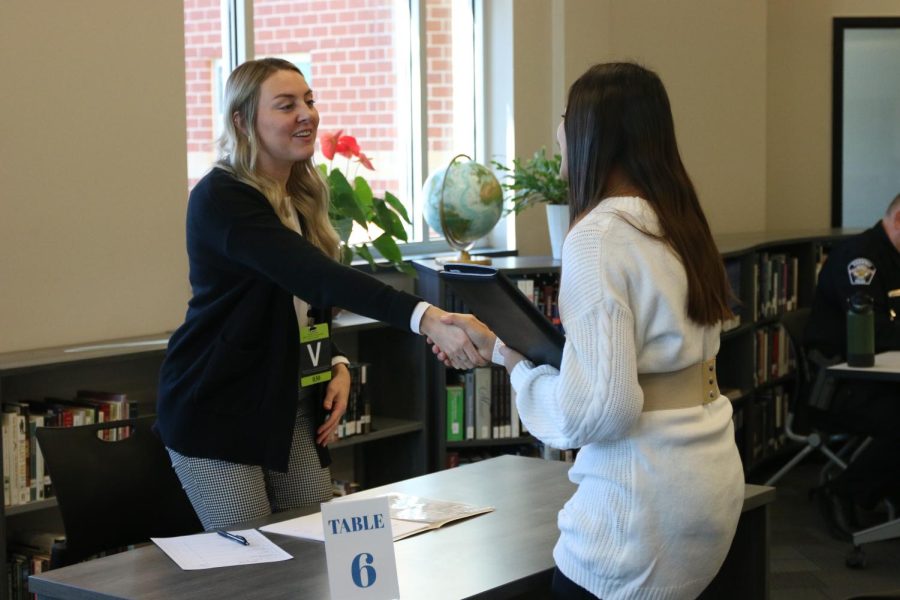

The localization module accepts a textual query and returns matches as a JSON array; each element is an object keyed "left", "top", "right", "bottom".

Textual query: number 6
[{"left": 351, "top": 552, "right": 377, "bottom": 588}]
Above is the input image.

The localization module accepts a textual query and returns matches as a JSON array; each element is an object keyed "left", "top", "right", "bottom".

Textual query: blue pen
[{"left": 217, "top": 530, "right": 249, "bottom": 546}]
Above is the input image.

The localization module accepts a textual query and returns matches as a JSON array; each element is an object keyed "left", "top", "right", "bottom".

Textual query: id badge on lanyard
[{"left": 299, "top": 321, "right": 332, "bottom": 388}]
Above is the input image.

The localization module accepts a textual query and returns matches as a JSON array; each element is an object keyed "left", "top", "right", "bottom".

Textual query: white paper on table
[
  {"left": 260, "top": 493, "right": 492, "bottom": 542},
  {"left": 261, "top": 511, "right": 427, "bottom": 542},
  {"left": 151, "top": 529, "right": 292, "bottom": 570}
]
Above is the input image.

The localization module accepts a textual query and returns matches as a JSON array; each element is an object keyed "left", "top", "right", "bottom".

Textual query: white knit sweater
[{"left": 510, "top": 197, "right": 744, "bottom": 600}]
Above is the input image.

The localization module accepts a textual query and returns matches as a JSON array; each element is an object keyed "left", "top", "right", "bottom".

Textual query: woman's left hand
[
  {"left": 499, "top": 345, "right": 526, "bottom": 375},
  {"left": 317, "top": 363, "right": 351, "bottom": 445}
]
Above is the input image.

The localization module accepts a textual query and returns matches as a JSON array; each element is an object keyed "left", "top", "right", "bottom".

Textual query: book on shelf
[
  {"left": 450, "top": 365, "right": 526, "bottom": 444},
  {"left": 463, "top": 371, "right": 475, "bottom": 440},
  {"left": 446, "top": 385, "right": 464, "bottom": 442},
  {"left": 260, "top": 492, "right": 494, "bottom": 542},
  {"left": 334, "top": 362, "right": 372, "bottom": 440},
  {"left": 2, "top": 390, "right": 131, "bottom": 508},
  {"left": 75, "top": 389, "right": 131, "bottom": 439},
  {"left": 474, "top": 366, "right": 492, "bottom": 440}
]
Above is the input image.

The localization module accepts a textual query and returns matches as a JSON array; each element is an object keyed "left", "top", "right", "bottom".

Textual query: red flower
[
  {"left": 335, "top": 134, "right": 360, "bottom": 159},
  {"left": 357, "top": 152, "right": 374, "bottom": 170},
  {"left": 319, "top": 129, "right": 343, "bottom": 160}
]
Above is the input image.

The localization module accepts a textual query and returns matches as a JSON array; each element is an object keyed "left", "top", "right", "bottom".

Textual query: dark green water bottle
[{"left": 846, "top": 292, "right": 874, "bottom": 367}]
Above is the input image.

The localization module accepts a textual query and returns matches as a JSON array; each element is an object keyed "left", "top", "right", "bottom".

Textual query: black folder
[{"left": 439, "top": 264, "right": 565, "bottom": 368}]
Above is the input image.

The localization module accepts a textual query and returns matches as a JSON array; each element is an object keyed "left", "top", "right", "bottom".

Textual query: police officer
[{"left": 805, "top": 192, "right": 900, "bottom": 538}]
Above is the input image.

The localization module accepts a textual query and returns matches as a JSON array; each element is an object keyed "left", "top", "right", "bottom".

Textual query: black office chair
[
  {"left": 764, "top": 307, "right": 862, "bottom": 486},
  {"left": 36, "top": 415, "right": 203, "bottom": 567}
]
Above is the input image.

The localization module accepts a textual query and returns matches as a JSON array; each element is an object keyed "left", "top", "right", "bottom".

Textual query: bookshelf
[
  {"left": 414, "top": 256, "right": 562, "bottom": 470},
  {"left": 415, "top": 230, "right": 858, "bottom": 475},
  {"left": 0, "top": 312, "right": 427, "bottom": 599}
]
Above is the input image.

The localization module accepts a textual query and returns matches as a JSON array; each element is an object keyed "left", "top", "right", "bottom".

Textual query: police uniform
[
  {"left": 806, "top": 221, "right": 900, "bottom": 358},
  {"left": 805, "top": 221, "right": 900, "bottom": 521}
]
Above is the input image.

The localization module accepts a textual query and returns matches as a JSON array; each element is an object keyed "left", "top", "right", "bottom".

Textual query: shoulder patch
[{"left": 848, "top": 258, "right": 876, "bottom": 285}]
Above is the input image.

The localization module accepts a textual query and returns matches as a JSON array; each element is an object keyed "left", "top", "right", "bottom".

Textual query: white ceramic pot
[{"left": 545, "top": 204, "right": 569, "bottom": 259}]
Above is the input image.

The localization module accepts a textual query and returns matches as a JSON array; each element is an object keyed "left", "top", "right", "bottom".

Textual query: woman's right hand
[{"left": 420, "top": 307, "right": 488, "bottom": 370}]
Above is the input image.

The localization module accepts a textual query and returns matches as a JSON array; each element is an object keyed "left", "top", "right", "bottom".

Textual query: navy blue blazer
[{"left": 157, "top": 168, "right": 420, "bottom": 471}]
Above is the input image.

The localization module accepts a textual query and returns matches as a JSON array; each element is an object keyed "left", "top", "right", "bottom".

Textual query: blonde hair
[{"left": 217, "top": 57, "right": 339, "bottom": 259}]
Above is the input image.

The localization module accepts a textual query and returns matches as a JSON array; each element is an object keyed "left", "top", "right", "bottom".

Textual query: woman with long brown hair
[{"left": 443, "top": 62, "right": 744, "bottom": 599}]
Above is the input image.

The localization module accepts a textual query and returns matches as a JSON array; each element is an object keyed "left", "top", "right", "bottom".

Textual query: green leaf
[
  {"left": 372, "top": 233, "right": 403, "bottom": 264},
  {"left": 493, "top": 147, "right": 568, "bottom": 214},
  {"left": 328, "top": 169, "right": 367, "bottom": 227},
  {"left": 354, "top": 243, "right": 377, "bottom": 270},
  {"left": 331, "top": 215, "right": 353, "bottom": 243},
  {"left": 353, "top": 176, "right": 375, "bottom": 215},
  {"left": 383, "top": 191, "right": 411, "bottom": 223},
  {"left": 395, "top": 261, "right": 417, "bottom": 277},
  {"left": 339, "top": 244, "right": 354, "bottom": 265},
  {"left": 372, "top": 199, "right": 408, "bottom": 242}
]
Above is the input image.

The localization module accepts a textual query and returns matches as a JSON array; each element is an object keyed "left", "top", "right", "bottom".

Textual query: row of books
[
  {"left": 333, "top": 363, "right": 372, "bottom": 440},
  {"left": 2, "top": 391, "right": 134, "bottom": 508},
  {"left": 446, "top": 366, "right": 525, "bottom": 442},
  {"left": 507, "top": 274, "right": 564, "bottom": 333},
  {"left": 444, "top": 273, "right": 564, "bottom": 334},
  {"left": 752, "top": 252, "right": 800, "bottom": 320},
  {"left": 747, "top": 385, "right": 791, "bottom": 465},
  {"left": 7, "top": 550, "right": 49, "bottom": 600},
  {"left": 6, "top": 530, "right": 61, "bottom": 600},
  {"left": 753, "top": 324, "right": 795, "bottom": 387},
  {"left": 731, "top": 384, "right": 791, "bottom": 467}
]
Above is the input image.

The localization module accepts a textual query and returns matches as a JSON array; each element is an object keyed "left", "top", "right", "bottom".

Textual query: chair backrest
[
  {"left": 780, "top": 307, "right": 813, "bottom": 390},
  {"left": 779, "top": 307, "right": 815, "bottom": 428},
  {"left": 36, "top": 415, "right": 202, "bottom": 566},
  {"left": 780, "top": 307, "right": 841, "bottom": 430}
]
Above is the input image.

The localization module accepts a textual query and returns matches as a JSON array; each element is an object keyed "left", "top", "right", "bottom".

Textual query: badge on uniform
[
  {"left": 847, "top": 258, "right": 876, "bottom": 285},
  {"left": 300, "top": 323, "right": 332, "bottom": 387}
]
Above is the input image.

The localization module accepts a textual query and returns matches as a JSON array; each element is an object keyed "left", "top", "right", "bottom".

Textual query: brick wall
[{"left": 184, "top": 0, "right": 456, "bottom": 201}]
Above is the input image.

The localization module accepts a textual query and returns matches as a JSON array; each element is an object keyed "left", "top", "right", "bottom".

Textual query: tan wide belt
[{"left": 637, "top": 358, "right": 720, "bottom": 412}]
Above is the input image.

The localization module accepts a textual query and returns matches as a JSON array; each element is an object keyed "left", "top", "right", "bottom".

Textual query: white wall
[
  {"left": 766, "top": 0, "right": 900, "bottom": 229},
  {"left": 0, "top": 2, "right": 189, "bottom": 353},
  {"left": 510, "top": 0, "right": 769, "bottom": 255}
]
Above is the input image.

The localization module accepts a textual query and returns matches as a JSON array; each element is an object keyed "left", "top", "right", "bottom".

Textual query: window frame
[
  {"left": 831, "top": 17, "right": 900, "bottom": 227},
  {"left": 215, "top": 0, "right": 506, "bottom": 259}
]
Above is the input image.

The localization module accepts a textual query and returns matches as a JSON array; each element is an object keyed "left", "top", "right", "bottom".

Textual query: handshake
[{"left": 419, "top": 307, "right": 525, "bottom": 373}]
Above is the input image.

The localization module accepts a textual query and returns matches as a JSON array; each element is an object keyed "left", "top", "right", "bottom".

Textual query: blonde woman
[{"left": 157, "top": 58, "right": 484, "bottom": 530}]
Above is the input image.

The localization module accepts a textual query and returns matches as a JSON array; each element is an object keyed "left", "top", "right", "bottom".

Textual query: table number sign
[{"left": 322, "top": 496, "right": 399, "bottom": 599}]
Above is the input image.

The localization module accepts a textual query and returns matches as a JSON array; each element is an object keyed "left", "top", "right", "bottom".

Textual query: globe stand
[{"left": 434, "top": 249, "right": 491, "bottom": 266}]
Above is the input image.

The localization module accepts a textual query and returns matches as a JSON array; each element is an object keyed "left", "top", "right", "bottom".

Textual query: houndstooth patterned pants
[{"left": 167, "top": 397, "right": 333, "bottom": 531}]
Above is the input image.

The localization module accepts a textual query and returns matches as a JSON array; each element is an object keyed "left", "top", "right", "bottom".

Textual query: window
[
  {"left": 183, "top": 0, "right": 484, "bottom": 253},
  {"left": 832, "top": 18, "right": 900, "bottom": 227}
]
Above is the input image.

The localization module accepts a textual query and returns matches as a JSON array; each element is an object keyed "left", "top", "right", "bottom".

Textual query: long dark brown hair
[{"left": 563, "top": 62, "right": 732, "bottom": 325}]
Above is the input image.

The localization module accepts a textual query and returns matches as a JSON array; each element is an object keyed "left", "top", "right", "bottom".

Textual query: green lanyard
[{"left": 299, "top": 321, "right": 332, "bottom": 387}]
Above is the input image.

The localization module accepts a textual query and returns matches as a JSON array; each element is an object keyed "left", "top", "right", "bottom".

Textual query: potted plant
[
  {"left": 319, "top": 131, "right": 415, "bottom": 276},
  {"left": 492, "top": 148, "right": 569, "bottom": 258}
]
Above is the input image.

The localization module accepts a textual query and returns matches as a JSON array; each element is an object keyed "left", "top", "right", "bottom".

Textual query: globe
[{"left": 423, "top": 155, "right": 503, "bottom": 263}]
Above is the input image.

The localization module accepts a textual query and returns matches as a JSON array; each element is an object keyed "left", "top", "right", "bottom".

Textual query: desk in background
[
  {"left": 29, "top": 455, "right": 774, "bottom": 599},
  {"left": 827, "top": 352, "right": 900, "bottom": 551}
]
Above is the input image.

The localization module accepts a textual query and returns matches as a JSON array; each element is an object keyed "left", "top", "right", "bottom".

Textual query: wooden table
[{"left": 29, "top": 455, "right": 774, "bottom": 599}]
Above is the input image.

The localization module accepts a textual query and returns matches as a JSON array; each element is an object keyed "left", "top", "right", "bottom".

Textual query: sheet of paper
[
  {"left": 260, "top": 511, "right": 427, "bottom": 542},
  {"left": 151, "top": 529, "right": 292, "bottom": 570}
]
